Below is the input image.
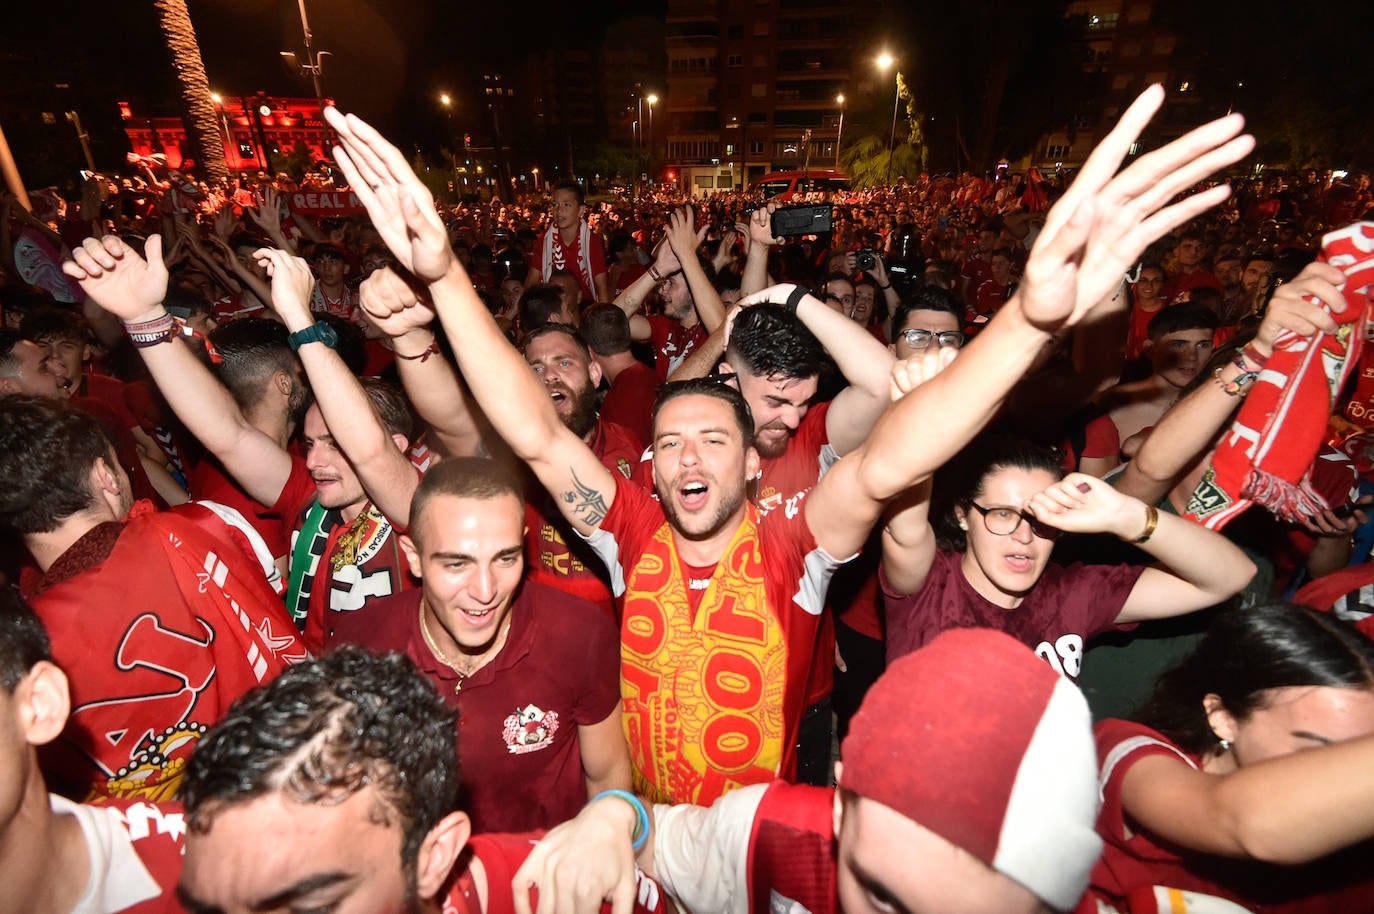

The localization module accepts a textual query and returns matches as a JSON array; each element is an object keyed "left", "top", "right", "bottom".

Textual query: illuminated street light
[
  {"left": 439, "top": 93, "right": 452, "bottom": 107},
  {"left": 877, "top": 53, "right": 900, "bottom": 186},
  {"left": 835, "top": 94, "right": 846, "bottom": 169},
  {"left": 646, "top": 93, "right": 657, "bottom": 169}
]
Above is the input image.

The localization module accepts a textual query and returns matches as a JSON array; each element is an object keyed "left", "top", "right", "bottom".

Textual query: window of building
[
  {"left": 728, "top": 84, "right": 742, "bottom": 99},
  {"left": 749, "top": 140, "right": 765, "bottom": 154},
  {"left": 728, "top": 54, "right": 743, "bottom": 68},
  {"left": 751, "top": 83, "right": 767, "bottom": 98},
  {"left": 1150, "top": 36, "right": 1175, "bottom": 56},
  {"left": 695, "top": 176, "right": 715, "bottom": 189},
  {"left": 728, "top": 24, "right": 744, "bottom": 40},
  {"left": 1111, "top": 73, "right": 1131, "bottom": 90},
  {"left": 753, "top": 21, "right": 769, "bottom": 37},
  {"left": 749, "top": 112, "right": 768, "bottom": 124},
  {"left": 753, "top": 53, "right": 768, "bottom": 68},
  {"left": 1119, "top": 40, "right": 1141, "bottom": 57}
]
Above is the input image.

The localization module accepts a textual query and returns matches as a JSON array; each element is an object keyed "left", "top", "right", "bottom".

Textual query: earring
[
  {"left": 958, "top": 520, "right": 968, "bottom": 531},
  {"left": 1219, "top": 738, "right": 1232, "bottom": 752}
]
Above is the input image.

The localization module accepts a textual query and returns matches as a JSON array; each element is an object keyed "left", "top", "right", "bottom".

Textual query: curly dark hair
[
  {"left": 724, "top": 303, "right": 831, "bottom": 382},
  {"left": 180, "top": 647, "right": 459, "bottom": 868},
  {"left": 1135, "top": 604, "right": 1374, "bottom": 755},
  {"left": 0, "top": 396, "right": 115, "bottom": 535},
  {"left": 0, "top": 587, "right": 52, "bottom": 692}
]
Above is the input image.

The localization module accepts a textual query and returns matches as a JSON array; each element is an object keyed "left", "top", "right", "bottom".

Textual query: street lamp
[
  {"left": 279, "top": 0, "right": 331, "bottom": 117},
  {"left": 439, "top": 93, "right": 451, "bottom": 108},
  {"left": 531, "top": 166, "right": 540, "bottom": 191},
  {"left": 834, "top": 94, "right": 846, "bottom": 169},
  {"left": 646, "top": 94, "right": 658, "bottom": 169},
  {"left": 877, "top": 53, "right": 900, "bottom": 186}
]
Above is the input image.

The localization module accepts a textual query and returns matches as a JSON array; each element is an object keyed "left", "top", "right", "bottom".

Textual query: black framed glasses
[
  {"left": 967, "top": 502, "right": 1059, "bottom": 539},
  {"left": 900, "top": 328, "right": 965, "bottom": 350}
]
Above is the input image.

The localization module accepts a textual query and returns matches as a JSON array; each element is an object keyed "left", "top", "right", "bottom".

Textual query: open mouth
[
  {"left": 460, "top": 606, "right": 496, "bottom": 624},
  {"left": 679, "top": 480, "right": 709, "bottom": 511},
  {"left": 1004, "top": 553, "right": 1034, "bottom": 574}
]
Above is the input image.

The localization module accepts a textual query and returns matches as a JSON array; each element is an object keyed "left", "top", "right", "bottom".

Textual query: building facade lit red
[{"left": 119, "top": 95, "right": 332, "bottom": 173}]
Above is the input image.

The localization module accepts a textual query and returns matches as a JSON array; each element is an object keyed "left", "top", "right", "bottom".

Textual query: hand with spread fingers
[
  {"left": 61, "top": 235, "right": 169, "bottom": 324},
  {"left": 323, "top": 106, "right": 455, "bottom": 284},
  {"left": 663, "top": 206, "right": 709, "bottom": 266},
  {"left": 1017, "top": 84, "right": 1255, "bottom": 332}
]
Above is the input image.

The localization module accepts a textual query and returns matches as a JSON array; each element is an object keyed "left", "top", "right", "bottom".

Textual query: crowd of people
[{"left": 2, "top": 84, "right": 1374, "bottom": 913}]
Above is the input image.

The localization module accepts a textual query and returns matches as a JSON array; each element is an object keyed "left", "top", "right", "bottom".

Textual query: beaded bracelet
[{"left": 591, "top": 789, "right": 649, "bottom": 851}]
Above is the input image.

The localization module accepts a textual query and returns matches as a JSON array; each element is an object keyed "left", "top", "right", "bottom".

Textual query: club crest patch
[{"left": 502, "top": 703, "right": 560, "bottom": 754}]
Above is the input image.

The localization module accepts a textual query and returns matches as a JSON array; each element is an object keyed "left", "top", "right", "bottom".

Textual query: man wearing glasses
[{"left": 890, "top": 286, "right": 967, "bottom": 358}]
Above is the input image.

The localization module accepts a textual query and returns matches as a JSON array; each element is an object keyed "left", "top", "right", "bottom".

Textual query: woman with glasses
[{"left": 880, "top": 432, "right": 1255, "bottom": 680}]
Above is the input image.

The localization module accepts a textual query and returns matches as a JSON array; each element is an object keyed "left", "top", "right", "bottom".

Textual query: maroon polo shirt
[{"left": 329, "top": 580, "right": 622, "bottom": 833}]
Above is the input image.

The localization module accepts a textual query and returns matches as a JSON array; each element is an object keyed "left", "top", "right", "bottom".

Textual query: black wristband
[
  {"left": 878, "top": 281, "right": 892, "bottom": 290},
  {"left": 783, "top": 285, "right": 808, "bottom": 314}
]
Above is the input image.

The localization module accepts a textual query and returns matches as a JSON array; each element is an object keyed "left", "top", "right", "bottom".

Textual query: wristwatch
[{"left": 287, "top": 322, "right": 339, "bottom": 352}]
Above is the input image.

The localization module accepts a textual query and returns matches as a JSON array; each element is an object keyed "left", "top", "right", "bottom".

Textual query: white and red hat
[{"left": 839, "top": 627, "right": 1102, "bottom": 911}]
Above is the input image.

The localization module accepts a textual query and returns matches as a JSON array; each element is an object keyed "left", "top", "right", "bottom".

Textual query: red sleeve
[
  {"left": 269, "top": 455, "right": 319, "bottom": 543},
  {"left": 1080, "top": 413, "right": 1122, "bottom": 460},
  {"left": 1094, "top": 719, "right": 1197, "bottom": 852}
]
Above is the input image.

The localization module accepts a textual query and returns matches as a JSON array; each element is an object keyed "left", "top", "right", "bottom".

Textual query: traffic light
[{"left": 666, "top": 170, "right": 676, "bottom": 182}]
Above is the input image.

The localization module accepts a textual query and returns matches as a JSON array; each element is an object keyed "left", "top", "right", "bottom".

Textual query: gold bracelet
[{"left": 1131, "top": 504, "right": 1159, "bottom": 544}]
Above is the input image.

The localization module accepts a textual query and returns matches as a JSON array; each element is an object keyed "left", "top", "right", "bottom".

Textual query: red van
[{"left": 749, "top": 169, "right": 850, "bottom": 200}]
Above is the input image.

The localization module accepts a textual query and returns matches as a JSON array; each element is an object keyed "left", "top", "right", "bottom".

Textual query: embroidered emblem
[{"left": 502, "top": 704, "right": 560, "bottom": 754}]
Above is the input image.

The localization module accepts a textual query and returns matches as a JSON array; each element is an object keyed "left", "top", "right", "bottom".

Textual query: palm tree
[{"left": 154, "top": 0, "right": 228, "bottom": 183}]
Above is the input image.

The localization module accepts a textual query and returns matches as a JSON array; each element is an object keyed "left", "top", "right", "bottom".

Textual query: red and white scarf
[
  {"left": 1186, "top": 222, "right": 1374, "bottom": 529},
  {"left": 541, "top": 220, "right": 594, "bottom": 295}
]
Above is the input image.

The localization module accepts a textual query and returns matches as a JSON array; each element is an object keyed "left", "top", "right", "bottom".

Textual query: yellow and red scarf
[{"left": 620, "top": 509, "right": 791, "bottom": 805}]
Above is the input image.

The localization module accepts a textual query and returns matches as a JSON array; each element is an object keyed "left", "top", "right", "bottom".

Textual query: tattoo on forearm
[{"left": 562, "top": 469, "right": 608, "bottom": 527}]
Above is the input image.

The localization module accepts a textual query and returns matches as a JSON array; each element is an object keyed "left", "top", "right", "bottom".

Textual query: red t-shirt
[
  {"left": 882, "top": 551, "right": 1142, "bottom": 679},
  {"left": 525, "top": 419, "right": 644, "bottom": 616},
  {"left": 1079, "top": 412, "right": 1124, "bottom": 463},
  {"left": 1125, "top": 299, "right": 1166, "bottom": 360},
  {"left": 961, "top": 253, "right": 993, "bottom": 307},
  {"left": 362, "top": 338, "right": 396, "bottom": 378},
  {"left": 582, "top": 474, "right": 846, "bottom": 797},
  {"left": 189, "top": 454, "right": 308, "bottom": 559},
  {"left": 1085, "top": 719, "right": 1268, "bottom": 914},
  {"left": 330, "top": 583, "right": 621, "bottom": 834},
  {"left": 973, "top": 278, "right": 1008, "bottom": 317},
  {"left": 601, "top": 361, "right": 659, "bottom": 447},
  {"left": 1163, "top": 269, "right": 1221, "bottom": 305},
  {"left": 645, "top": 314, "right": 708, "bottom": 383},
  {"left": 443, "top": 833, "right": 668, "bottom": 914},
  {"left": 58, "top": 795, "right": 186, "bottom": 913}
]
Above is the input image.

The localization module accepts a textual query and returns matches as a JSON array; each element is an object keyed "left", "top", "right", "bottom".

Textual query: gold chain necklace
[{"left": 417, "top": 599, "right": 510, "bottom": 693}]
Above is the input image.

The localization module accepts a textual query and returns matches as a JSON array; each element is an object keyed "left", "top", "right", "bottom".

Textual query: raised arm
[
  {"left": 62, "top": 235, "right": 295, "bottom": 507},
  {"left": 1025, "top": 473, "right": 1254, "bottom": 622},
  {"left": 664, "top": 206, "right": 725, "bottom": 334},
  {"left": 325, "top": 106, "right": 617, "bottom": 536},
  {"left": 740, "top": 205, "right": 780, "bottom": 297},
  {"left": 254, "top": 247, "right": 420, "bottom": 527},
  {"left": 807, "top": 85, "right": 1255, "bottom": 577},
  {"left": 359, "top": 266, "right": 487, "bottom": 459},
  {"left": 1116, "top": 262, "right": 1346, "bottom": 506}
]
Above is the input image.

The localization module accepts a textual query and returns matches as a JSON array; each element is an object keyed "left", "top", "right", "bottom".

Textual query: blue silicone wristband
[{"left": 592, "top": 789, "right": 649, "bottom": 851}]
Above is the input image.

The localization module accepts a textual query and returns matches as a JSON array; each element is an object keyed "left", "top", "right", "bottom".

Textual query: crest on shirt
[
  {"left": 502, "top": 703, "right": 560, "bottom": 754},
  {"left": 759, "top": 485, "right": 782, "bottom": 513},
  {"left": 617, "top": 458, "right": 633, "bottom": 479}
]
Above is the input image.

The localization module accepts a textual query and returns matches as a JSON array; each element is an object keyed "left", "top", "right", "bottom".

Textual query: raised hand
[
  {"left": 663, "top": 206, "right": 708, "bottom": 264},
  {"left": 1252, "top": 260, "right": 1345, "bottom": 359},
  {"left": 62, "top": 235, "right": 169, "bottom": 323},
  {"left": 253, "top": 248, "right": 316, "bottom": 326},
  {"left": 510, "top": 799, "right": 640, "bottom": 914},
  {"left": 322, "top": 106, "right": 454, "bottom": 284},
  {"left": 889, "top": 346, "right": 959, "bottom": 403},
  {"left": 1024, "top": 472, "right": 1147, "bottom": 539},
  {"left": 246, "top": 187, "right": 283, "bottom": 236},
  {"left": 1019, "top": 85, "right": 1255, "bottom": 332},
  {"left": 212, "top": 206, "right": 237, "bottom": 241},
  {"left": 359, "top": 266, "right": 438, "bottom": 340},
  {"left": 746, "top": 202, "right": 782, "bottom": 247}
]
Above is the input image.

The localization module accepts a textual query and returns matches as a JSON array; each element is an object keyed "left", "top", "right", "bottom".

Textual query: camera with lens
[{"left": 855, "top": 248, "right": 879, "bottom": 272}]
